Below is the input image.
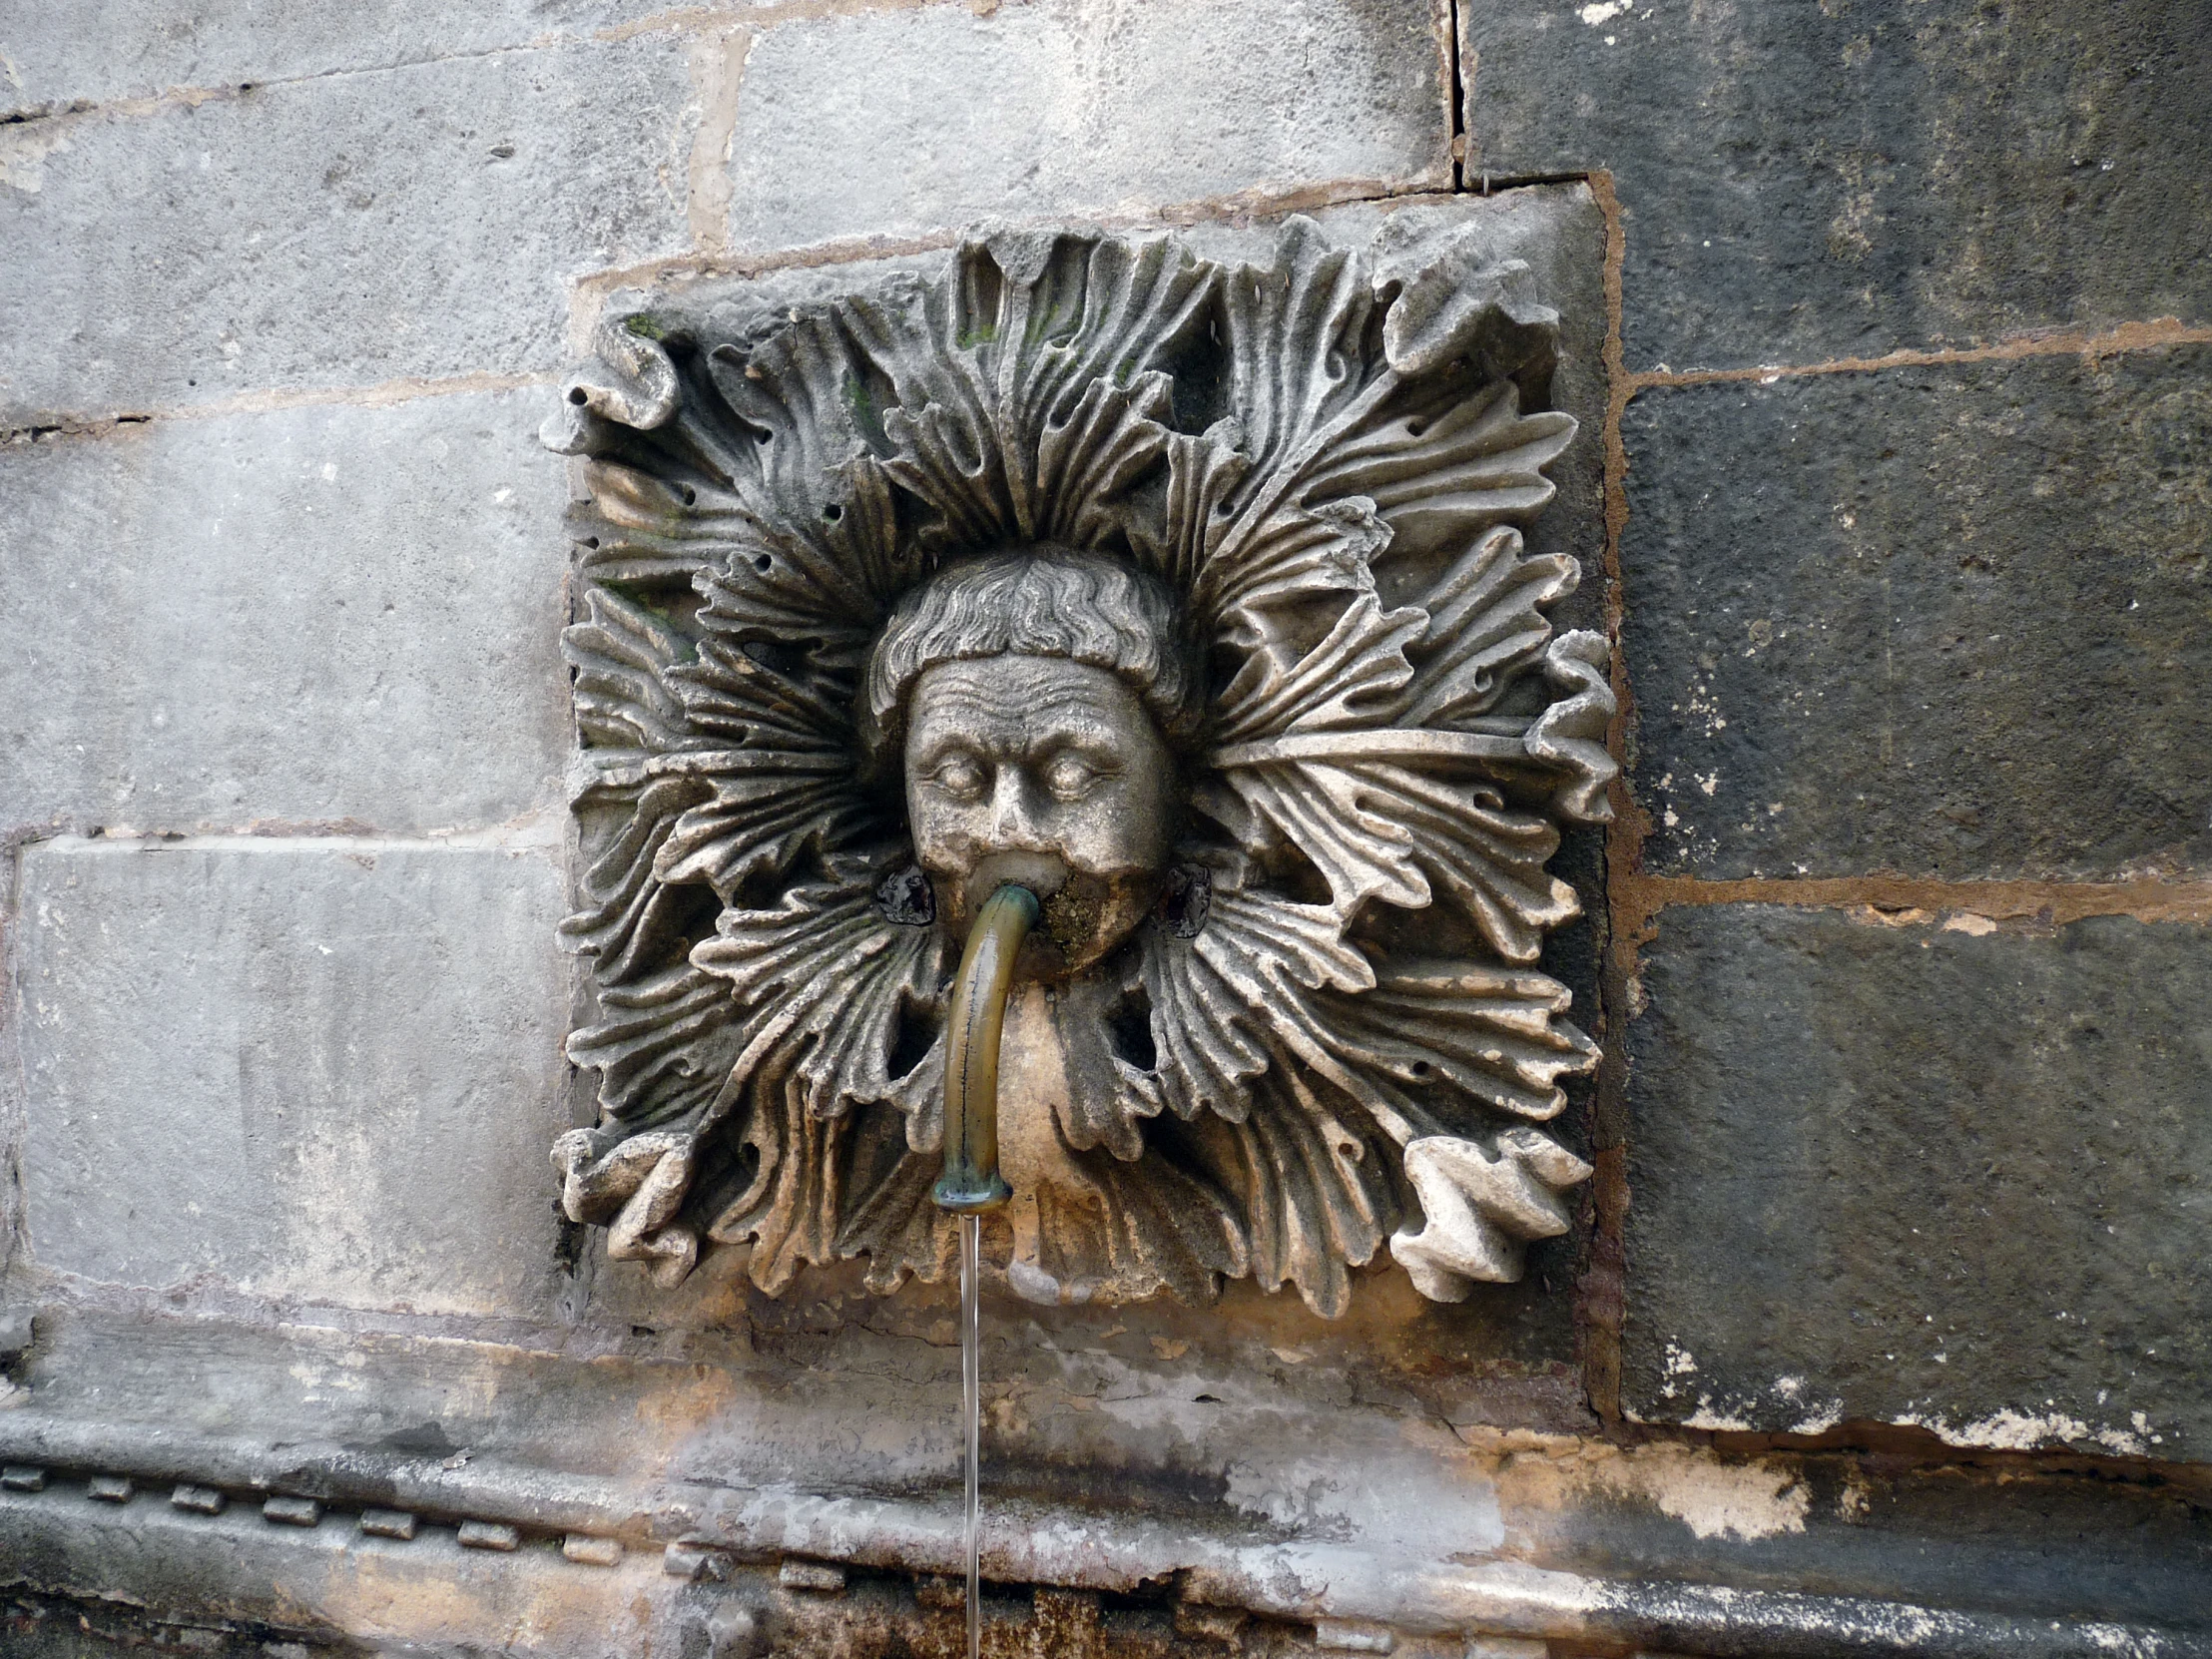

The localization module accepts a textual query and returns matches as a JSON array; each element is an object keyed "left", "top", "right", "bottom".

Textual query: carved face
[{"left": 904, "top": 654, "right": 1175, "bottom": 973}]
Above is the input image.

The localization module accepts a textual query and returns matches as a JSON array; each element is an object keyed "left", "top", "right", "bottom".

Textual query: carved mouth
[
  {"left": 959, "top": 851, "right": 1071, "bottom": 918},
  {"left": 935, "top": 855, "right": 1162, "bottom": 980}
]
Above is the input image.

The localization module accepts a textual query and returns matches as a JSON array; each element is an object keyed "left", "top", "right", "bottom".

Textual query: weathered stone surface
[
  {"left": 0, "top": 35, "right": 695, "bottom": 422},
  {"left": 0, "top": 389, "right": 570, "bottom": 836},
  {"left": 1623, "top": 905, "right": 2212, "bottom": 1455},
  {"left": 0, "top": 0, "right": 676, "bottom": 118},
  {"left": 724, "top": 0, "right": 1452, "bottom": 254},
  {"left": 1464, "top": 0, "right": 2212, "bottom": 370},
  {"left": 13, "top": 838, "right": 574, "bottom": 1317},
  {"left": 1621, "top": 345, "right": 2212, "bottom": 880},
  {"left": 553, "top": 202, "right": 1611, "bottom": 1319}
]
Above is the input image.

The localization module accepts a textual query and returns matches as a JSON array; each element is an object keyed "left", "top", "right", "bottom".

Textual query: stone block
[
  {"left": 0, "top": 0, "right": 678, "bottom": 118},
  {"left": 1463, "top": 0, "right": 2212, "bottom": 369},
  {"left": 0, "top": 388, "right": 571, "bottom": 836},
  {"left": 1622, "top": 905, "right": 2212, "bottom": 1454},
  {"left": 1620, "top": 344, "right": 2212, "bottom": 880},
  {"left": 0, "top": 34, "right": 695, "bottom": 422},
  {"left": 723, "top": 0, "right": 1452, "bottom": 255},
  {"left": 13, "top": 838, "right": 574, "bottom": 1318}
]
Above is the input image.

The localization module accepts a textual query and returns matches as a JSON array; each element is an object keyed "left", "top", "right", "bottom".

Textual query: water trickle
[{"left": 959, "top": 1212, "right": 983, "bottom": 1659}]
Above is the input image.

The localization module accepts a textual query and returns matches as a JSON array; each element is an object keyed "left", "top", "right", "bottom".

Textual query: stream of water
[{"left": 959, "top": 1213, "right": 983, "bottom": 1659}]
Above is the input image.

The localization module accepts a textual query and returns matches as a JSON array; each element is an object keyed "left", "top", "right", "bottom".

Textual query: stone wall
[{"left": 1, "top": 2, "right": 2206, "bottom": 1655}]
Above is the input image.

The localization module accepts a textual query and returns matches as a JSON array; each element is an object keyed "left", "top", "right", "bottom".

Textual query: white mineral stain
[
  {"left": 1679, "top": 1403, "right": 1757, "bottom": 1431},
  {"left": 1894, "top": 1406, "right": 2152, "bottom": 1456},
  {"left": 1578, "top": 1, "right": 1630, "bottom": 22},
  {"left": 0, "top": 118, "right": 72, "bottom": 194},
  {"left": 1642, "top": 1445, "right": 1811, "bottom": 1540},
  {"left": 1941, "top": 911, "right": 1998, "bottom": 935}
]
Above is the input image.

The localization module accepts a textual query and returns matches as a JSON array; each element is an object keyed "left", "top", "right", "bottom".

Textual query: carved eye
[
  {"left": 928, "top": 755, "right": 985, "bottom": 801},
  {"left": 1042, "top": 752, "right": 1103, "bottom": 801}
]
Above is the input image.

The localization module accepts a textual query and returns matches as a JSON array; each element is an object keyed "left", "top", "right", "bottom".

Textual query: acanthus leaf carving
[{"left": 546, "top": 217, "right": 1615, "bottom": 1316}]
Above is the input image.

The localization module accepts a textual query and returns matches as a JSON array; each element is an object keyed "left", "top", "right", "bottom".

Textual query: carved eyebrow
[{"left": 912, "top": 677, "right": 1130, "bottom": 728}]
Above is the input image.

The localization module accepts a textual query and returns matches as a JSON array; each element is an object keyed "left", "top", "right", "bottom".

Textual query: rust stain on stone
[
  {"left": 1628, "top": 316, "right": 2212, "bottom": 391},
  {"left": 1618, "top": 873, "right": 2212, "bottom": 932},
  {"left": 1580, "top": 165, "right": 1636, "bottom": 1430}
]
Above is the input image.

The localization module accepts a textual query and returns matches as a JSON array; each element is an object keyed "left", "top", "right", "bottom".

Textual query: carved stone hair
[{"left": 859, "top": 547, "right": 1205, "bottom": 762}]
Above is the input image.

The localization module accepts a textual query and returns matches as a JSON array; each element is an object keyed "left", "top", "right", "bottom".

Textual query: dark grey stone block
[
  {"left": 1620, "top": 345, "right": 2212, "bottom": 880},
  {"left": 1623, "top": 905, "right": 2212, "bottom": 1454},
  {"left": 1464, "top": 0, "right": 2212, "bottom": 369}
]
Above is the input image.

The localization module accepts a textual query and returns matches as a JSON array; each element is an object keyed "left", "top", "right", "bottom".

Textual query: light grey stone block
[
  {"left": 14, "top": 838, "right": 573, "bottom": 1318},
  {"left": 0, "top": 0, "right": 681, "bottom": 117},
  {"left": 0, "top": 34, "right": 696, "bottom": 422},
  {"left": 0, "top": 389, "right": 570, "bottom": 836},
  {"left": 723, "top": 0, "right": 1453, "bottom": 255}
]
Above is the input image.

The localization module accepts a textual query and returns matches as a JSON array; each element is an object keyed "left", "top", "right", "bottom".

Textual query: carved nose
[{"left": 983, "top": 768, "right": 1049, "bottom": 853}]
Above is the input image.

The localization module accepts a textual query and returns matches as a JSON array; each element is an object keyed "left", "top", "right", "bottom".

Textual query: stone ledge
[
  {"left": 0, "top": 1432, "right": 2207, "bottom": 1659},
  {"left": 0, "top": 1306, "right": 2206, "bottom": 1657}
]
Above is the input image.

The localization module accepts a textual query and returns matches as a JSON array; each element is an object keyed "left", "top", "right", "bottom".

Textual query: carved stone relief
[{"left": 543, "top": 220, "right": 1615, "bottom": 1316}]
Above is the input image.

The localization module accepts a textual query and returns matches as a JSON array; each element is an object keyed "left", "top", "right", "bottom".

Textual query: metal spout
[{"left": 933, "top": 882, "right": 1039, "bottom": 1214}]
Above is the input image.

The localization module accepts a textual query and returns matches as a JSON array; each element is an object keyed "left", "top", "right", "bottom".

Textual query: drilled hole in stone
[
  {"left": 1107, "top": 989, "right": 1158, "bottom": 1073},
  {"left": 886, "top": 1004, "right": 937, "bottom": 1081}
]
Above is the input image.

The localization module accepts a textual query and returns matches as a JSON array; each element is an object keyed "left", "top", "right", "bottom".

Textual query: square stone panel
[{"left": 559, "top": 187, "right": 1615, "bottom": 1394}]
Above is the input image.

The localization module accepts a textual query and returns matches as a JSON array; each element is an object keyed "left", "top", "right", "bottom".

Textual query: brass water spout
[{"left": 932, "top": 882, "right": 1040, "bottom": 1214}]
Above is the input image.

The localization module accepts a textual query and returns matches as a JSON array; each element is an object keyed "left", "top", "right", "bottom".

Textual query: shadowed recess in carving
[{"left": 544, "top": 220, "right": 1614, "bottom": 1316}]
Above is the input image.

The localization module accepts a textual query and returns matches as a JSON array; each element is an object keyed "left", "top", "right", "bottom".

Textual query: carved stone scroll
[{"left": 544, "top": 220, "right": 1615, "bottom": 1316}]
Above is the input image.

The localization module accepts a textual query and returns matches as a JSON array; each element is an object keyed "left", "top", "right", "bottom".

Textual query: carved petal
[
  {"left": 1319, "top": 961, "right": 1600, "bottom": 1125},
  {"left": 1382, "top": 253, "right": 1561, "bottom": 382},
  {"left": 565, "top": 964, "right": 744, "bottom": 1128},
  {"left": 1213, "top": 592, "right": 1422, "bottom": 744},
  {"left": 691, "top": 880, "right": 946, "bottom": 1126},
  {"left": 1524, "top": 630, "right": 1620, "bottom": 824},
  {"left": 1401, "top": 526, "right": 1579, "bottom": 729},
  {"left": 1223, "top": 1065, "right": 1396, "bottom": 1320},
  {"left": 865, "top": 232, "right": 1213, "bottom": 553},
  {"left": 1301, "top": 380, "right": 1575, "bottom": 552},
  {"left": 1389, "top": 1129, "right": 1592, "bottom": 1301},
  {"left": 564, "top": 589, "right": 703, "bottom": 754},
  {"left": 1131, "top": 882, "right": 1371, "bottom": 1129}
]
